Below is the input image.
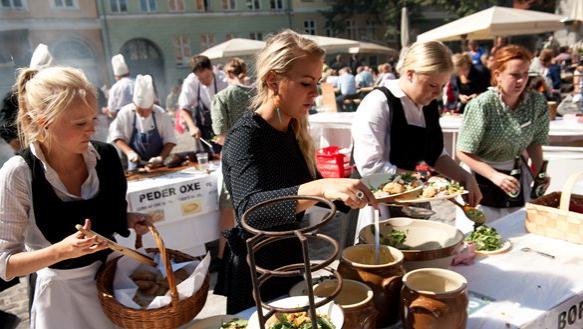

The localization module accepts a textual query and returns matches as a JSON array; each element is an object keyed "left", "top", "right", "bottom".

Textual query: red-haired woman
[{"left": 456, "top": 45, "right": 550, "bottom": 225}]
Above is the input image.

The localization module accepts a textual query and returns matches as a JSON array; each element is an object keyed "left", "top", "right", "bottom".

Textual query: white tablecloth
[
  {"left": 116, "top": 167, "right": 220, "bottom": 257},
  {"left": 455, "top": 209, "right": 583, "bottom": 329}
]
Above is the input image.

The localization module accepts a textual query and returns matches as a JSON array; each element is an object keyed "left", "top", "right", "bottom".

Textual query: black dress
[
  {"left": 455, "top": 65, "right": 489, "bottom": 113},
  {"left": 217, "top": 111, "right": 316, "bottom": 314}
]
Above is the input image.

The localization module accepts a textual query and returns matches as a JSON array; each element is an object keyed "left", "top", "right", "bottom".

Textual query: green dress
[{"left": 457, "top": 87, "right": 549, "bottom": 163}]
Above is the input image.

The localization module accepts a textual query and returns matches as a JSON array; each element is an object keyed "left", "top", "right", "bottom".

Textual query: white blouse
[
  {"left": 0, "top": 142, "right": 100, "bottom": 280},
  {"left": 351, "top": 79, "right": 446, "bottom": 176}
]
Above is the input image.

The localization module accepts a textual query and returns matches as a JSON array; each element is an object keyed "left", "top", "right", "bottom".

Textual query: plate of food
[
  {"left": 361, "top": 172, "right": 423, "bottom": 202},
  {"left": 465, "top": 225, "right": 512, "bottom": 256},
  {"left": 395, "top": 176, "right": 468, "bottom": 203},
  {"left": 188, "top": 315, "right": 247, "bottom": 329},
  {"left": 248, "top": 296, "right": 343, "bottom": 329}
]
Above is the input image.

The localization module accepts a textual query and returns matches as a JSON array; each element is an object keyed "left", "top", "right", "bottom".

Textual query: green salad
[
  {"left": 266, "top": 312, "right": 335, "bottom": 329},
  {"left": 465, "top": 225, "right": 503, "bottom": 251},
  {"left": 369, "top": 227, "right": 410, "bottom": 249},
  {"left": 221, "top": 318, "right": 248, "bottom": 328}
]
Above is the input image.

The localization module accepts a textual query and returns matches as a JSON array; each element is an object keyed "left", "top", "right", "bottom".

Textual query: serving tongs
[
  {"left": 75, "top": 225, "right": 156, "bottom": 266},
  {"left": 449, "top": 199, "right": 486, "bottom": 229}
]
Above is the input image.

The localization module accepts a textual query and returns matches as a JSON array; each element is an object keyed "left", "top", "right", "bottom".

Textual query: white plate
[
  {"left": 187, "top": 315, "right": 244, "bottom": 329},
  {"left": 474, "top": 240, "right": 512, "bottom": 256},
  {"left": 361, "top": 173, "right": 423, "bottom": 202},
  {"left": 395, "top": 190, "right": 469, "bottom": 203},
  {"left": 248, "top": 296, "right": 344, "bottom": 329}
]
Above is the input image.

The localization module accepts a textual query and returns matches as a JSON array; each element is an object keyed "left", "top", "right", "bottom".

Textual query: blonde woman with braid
[
  {"left": 0, "top": 67, "right": 149, "bottom": 328},
  {"left": 217, "top": 30, "right": 375, "bottom": 313}
]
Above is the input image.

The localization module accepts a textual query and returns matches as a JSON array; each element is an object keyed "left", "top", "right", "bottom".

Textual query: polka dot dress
[
  {"left": 218, "top": 111, "right": 315, "bottom": 313},
  {"left": 222, "top": 111, "right": 314, "bottom": 229}
]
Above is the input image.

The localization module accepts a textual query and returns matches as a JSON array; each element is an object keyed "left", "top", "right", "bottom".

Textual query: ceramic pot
[
  {"left": 337, "top": 244, "right": 405, "bottom": 327},
  {"left": 401, "top": 268, "right": 468, "bottom": 329}
]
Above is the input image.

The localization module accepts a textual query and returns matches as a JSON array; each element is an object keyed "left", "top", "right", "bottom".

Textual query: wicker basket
[
  {"left": 96, "top": 223, "right": 209, "bottom": 328},
  {"left": 525, "top": 171, "right": 583, "bottom": 244}
]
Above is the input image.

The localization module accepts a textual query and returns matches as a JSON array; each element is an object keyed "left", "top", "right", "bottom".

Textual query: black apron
[
  {"left": 193, "top": 76, "right": 221, "bottom": 154},
  {"left": 20, "top": 141, "right": 130, "bottom": 270}
]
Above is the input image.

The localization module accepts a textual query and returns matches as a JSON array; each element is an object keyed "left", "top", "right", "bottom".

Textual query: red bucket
[{"left": 316, "top": 146, "right": 352, "bottom": 178}]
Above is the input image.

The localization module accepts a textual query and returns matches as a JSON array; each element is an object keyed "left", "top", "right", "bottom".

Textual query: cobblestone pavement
[{"left": 0, "top": 112, "right": 457, "bottom": 326}]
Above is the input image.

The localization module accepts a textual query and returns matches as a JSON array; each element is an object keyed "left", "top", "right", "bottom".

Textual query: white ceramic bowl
[
  {"left": 359, "top": 217, "right": 464, "bottom": 271},
  {"left": 247, "top": 296, "right": 344, "bottom": 329}
]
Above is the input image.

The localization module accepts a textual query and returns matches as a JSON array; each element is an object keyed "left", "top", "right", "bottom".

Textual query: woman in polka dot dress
[
  {"left": 217, "top": 30, "right": 376, "bottom": 314},
  {"left": 456, "top": 45, "right": 550, "bottom": 224}
]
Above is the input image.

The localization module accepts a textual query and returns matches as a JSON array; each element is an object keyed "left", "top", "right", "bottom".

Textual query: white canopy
[
  {"left": 200, "top": 38, "right": 266, "bottom": 59},
  {"left": 301, "top": 34, "right": 359, "bottom": 52},
  {"left": 417, "top": 6, "right": 566, "bottom": 42},
  {"left": 349, "top": 41, "right": 397, "bottom": 56}
]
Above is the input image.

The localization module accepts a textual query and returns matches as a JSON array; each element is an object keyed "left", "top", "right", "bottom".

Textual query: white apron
[
  {"left": 30, "top": 261, "right": 116, "bottom": 329},
  {"left": 455, "top": 160, "right": 533, "bottom": 234}
]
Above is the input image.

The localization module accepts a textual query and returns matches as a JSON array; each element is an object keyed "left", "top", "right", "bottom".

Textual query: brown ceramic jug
[
  {"left": 314, "top": 279, "right": 378, "bottom": 329},
  {"left": 401, "top": 268, "right": 468, "bottom": 329},
  {"left": 337, "top": 244, "right": 405, "bottom": 327}
]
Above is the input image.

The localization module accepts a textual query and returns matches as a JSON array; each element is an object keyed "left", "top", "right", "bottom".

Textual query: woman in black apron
[
  {"left": 0, "top": 67, "right": 149, "bottom": 328},
  {"left": 217, "top": 30, "right": 375, "bottom": 314},
  {"left": 350, "top": 41, "right": 482, "bottom": 241}
]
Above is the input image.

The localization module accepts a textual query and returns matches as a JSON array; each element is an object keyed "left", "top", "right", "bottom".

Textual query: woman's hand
[
  {"left": 127, "top": 213, "right": 151, "bottom": 235},
  {"left": 460, "top": 173, "right": 482, "bottom": 206},
  {"left": 490, "top": 171, "right": 520, "bottom": 196},
  {"left": 320, "top": 178, "right": 377, "bottom": 209},
  {"left": 53, "top": 219, "right": 107, "bottom": 261}
]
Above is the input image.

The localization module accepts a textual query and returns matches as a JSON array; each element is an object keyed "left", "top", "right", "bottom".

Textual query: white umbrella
[
  {"left": 200, "top": 38, "right": 266, "bottom": 59},
  {"left": 401, "top": 7, "right": 410, "bottom": 48},
  {"left": 301, "top": 34, "right": 359, "bottom": 52},
  {"left": 562, "top": 0, "right": 583, "bottom": 22},
  {"left": 416, "top": 6, "right": 566, "bottom": 42},
  {"left": 349, "top": 41, "right": 397, "bottom": 56}
]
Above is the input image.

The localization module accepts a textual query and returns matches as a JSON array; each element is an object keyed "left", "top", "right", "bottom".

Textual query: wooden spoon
[{"left": 449, "top": 199, "right": 486, "bottom": 228}]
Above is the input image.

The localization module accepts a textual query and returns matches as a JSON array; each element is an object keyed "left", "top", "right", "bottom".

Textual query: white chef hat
[
  {"left": 111, "top": 54, "right": 129, "bottom": 76},
  {"left": 133, "top": 74, "right": 155, "bottom": 109},
  {"left": 29, "top": 44, "right": 53, "bottom": 69}
]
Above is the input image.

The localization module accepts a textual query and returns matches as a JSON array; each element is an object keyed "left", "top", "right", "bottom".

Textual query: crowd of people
[{"left": 0, "top": 28, "right": 576, "bottom": 326}]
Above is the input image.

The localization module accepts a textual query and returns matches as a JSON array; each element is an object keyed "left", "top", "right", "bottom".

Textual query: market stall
[{"left": 115, "top": 165, "right": 220, "bottom": 256}]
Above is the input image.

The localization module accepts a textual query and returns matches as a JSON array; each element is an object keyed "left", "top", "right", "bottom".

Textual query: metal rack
[{"left": 241, "top": 195, "right": 343, "bottom": 329}]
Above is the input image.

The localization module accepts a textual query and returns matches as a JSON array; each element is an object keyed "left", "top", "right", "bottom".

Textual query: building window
[
  {"left": 366, "top": 20, "right": 376, "bottom": 39},
  {"left": 195, "top": 0, "right": 208, "bottom": 11},
  {"left": 222, "top": 0, "right": 235, "bottom": 10},
  {"left": 110, "top": 0, "right": 127, "bottom": 13},
  {"left": 249, "top": 32, "right": 263, "bottom": 40},
  {"left": 54, "top": 0, "right": 76, "bottom": 8},
  {"left": 270, "top": 0, "right": 282, "bottom": 9},
  {"left": 304, "top": 20, "right": 316, "bottom": 35},
  {"left": 140, "top": 0, "right": 157, "bottom": 12},
  {"left": 1, "top": 0, "right": 25, "bottom": 9},
  {"left": 346, "top": 19, "right": 356, "bottom": 40},
  {"left": 246, "top": 0, "right": 259, "bottom": 10},
  {"left": 325, "top": 21, "right": 334, "bottom": 37},
  {"left": 168, "top": 0, "right": 184, "bottom": 12},
  {"left": 200, "top": 33, "right": 216, "bottom": 51},
  {"left": 225, "top": 33, "right": 234, "bottom": 40},
  {"left": 174, "top": 36, "right": 191, "bottom": 66}
]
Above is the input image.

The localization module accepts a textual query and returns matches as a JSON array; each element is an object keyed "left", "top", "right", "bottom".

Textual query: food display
[
  {"left": 420, "top": 177, "right": 465, "bottom": 198},
  {"left": 220, "top": 318, "right": 249, "bottom": 328},
  {"left": 130, "top": 268, "right": 190, "bottom": 308},
  {"left": 266, "top": 312, "right": 336, "bottom": 329},
  {"left": 465, "top": 225, "right": 503, "bottom": 252},
  {"left": 368, "top": 173, "right": 423, "bottom": 199}
]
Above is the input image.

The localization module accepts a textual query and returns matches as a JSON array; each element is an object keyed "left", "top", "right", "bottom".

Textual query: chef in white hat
[
  {"left": 104, "top": 54, "right": 134, "bottom": 118},
  {"left": 108, "top": 74, "right": 176, "bottom": 171}
]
